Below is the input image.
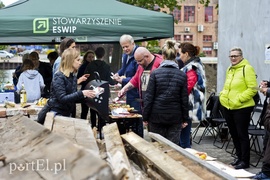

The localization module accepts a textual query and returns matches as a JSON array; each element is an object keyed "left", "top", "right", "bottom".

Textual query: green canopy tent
[{"left": 0, "top": 0, "right": 174, "bottom": 44}]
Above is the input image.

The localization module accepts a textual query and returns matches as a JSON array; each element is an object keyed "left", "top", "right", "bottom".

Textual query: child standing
[{"left": 16, "top": 59, "right": 45, "bottom": 102}]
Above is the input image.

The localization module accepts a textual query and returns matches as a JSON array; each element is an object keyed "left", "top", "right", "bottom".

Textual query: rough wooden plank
[
  {"left": 0, "top": 108, "right": 6, "bottom": 117},
  {"left": 122, "top": 132, "right": 203, "bottom": 180},
  {"left": 148, "top": 132, "right": 236, "bottom": 180},
  {"left": 0, "top": 115, "right": 113, "bottom": 179},
  {"left": 43, "top": 112, "right": 54, "bottom": 131},
  {"left": 103, "top": 122, "right": 135, "bottom": 180},
  {"left": 53, "top": 115, "right": 99, "bottom": 155},
  {"left": 5, "top": 104, "right": 42, "bottom": 116}
]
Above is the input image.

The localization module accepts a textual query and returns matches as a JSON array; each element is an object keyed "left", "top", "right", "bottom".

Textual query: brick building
[{"left": 160, "top": 0, "right": 219, "bottom": 57}]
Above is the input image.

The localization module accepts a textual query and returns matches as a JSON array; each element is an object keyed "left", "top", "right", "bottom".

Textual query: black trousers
[
  {"left": 222, "top": 106, "right": 253, "bottom": 164},
  {"left": 148, "top": 121, "right": 182, "bottom": 145},
  {"left": 262, "top": 131, "right": 270, "bottom": 176},
  {"left": 80, "top": 103, "right": 89, "bottom": 119}
]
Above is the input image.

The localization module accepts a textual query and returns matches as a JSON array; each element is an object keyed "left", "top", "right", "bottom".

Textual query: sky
[{"left": 1, "top": 0, "right": 19, "bottom": 6}]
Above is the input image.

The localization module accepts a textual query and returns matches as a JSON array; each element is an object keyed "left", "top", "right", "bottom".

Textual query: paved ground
[
  {"left": 190, "top": 122, "right": 262, "bottom": 176},
  {"left": 74, "top": 104, "right": 262, "bottom": 177}
]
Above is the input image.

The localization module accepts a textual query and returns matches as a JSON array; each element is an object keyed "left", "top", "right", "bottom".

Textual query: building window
[
  {"left": 203, "top": 46, "right": 213, "bottom": 55},
  {"left": 184, "top": 35, "right": 193, "bottom": 41},
  {"left": 203, "top": 35, "right": 212, "bottom": 42},
  {"left": 173, "top": 7, "right": 181, "bottom": 22},
  {"left": 174, "top": 35, "right": 181, "bottom": 41},
  {"left": 184, "top": 6, "right": 195, "bottom": 22},
  {"left": 205, "top": 6, "right": 213, "bottom": 23}
]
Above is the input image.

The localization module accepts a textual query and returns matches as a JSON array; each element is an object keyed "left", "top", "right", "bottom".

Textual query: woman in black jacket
[
  {"left": 143, "top": 40, "right": 189, "bottom": 144},
  {"left": 47, "top": 48, "right": 96, "bottom": 117}
]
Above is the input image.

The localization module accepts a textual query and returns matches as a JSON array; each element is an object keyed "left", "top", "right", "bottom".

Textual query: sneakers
[{"left": 253, "top": 172, "right": 270, "bottom": 180}]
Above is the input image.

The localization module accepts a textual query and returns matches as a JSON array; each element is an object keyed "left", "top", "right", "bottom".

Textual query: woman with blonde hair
[
  {"left": 143, "top": 40, "right": 189, "bottom": 144},
  {"left": 42, "top": 48, "right": 96, "bottom": 118}
]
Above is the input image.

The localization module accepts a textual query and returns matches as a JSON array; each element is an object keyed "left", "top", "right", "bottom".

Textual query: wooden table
[
  {"left": 108, "top": 114, "right": 142, "bottom": 135},
  {"left": 0, "top": 103, "right": 43, "bottom": 119}
]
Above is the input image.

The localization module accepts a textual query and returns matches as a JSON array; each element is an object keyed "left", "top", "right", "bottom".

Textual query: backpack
[{"left": 243, "top": 65, "right": 260, "bottom": 105}]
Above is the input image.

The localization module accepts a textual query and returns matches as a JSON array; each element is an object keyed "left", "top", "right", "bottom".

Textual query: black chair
[
  {"left": 248, "top": 103, "right": 265, "bottom": 167},
  {"left": 225, "top": 103, "right": 265, "bottom": 158},
  {"left": 192, "top": 93, "right": 225, "bottom": 144},
  {"left": 211, "top": 98, "right": 227, "bottom": 149}
]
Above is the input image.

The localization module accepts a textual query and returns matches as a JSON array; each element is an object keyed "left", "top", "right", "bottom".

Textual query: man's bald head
[{"left": 134, "top": 47, "right": 155, "bottom": 68}]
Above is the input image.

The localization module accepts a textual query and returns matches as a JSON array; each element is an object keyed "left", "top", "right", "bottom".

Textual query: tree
[
  {"left": 112, "top": 0, "right": 214, "bottom": 71},
  {"left": 119, "top": 0, "right": 211, "bottom": 13},
  {"left": 0, "top": 1, "right": 5, "bottom": 9},
  {"left": 0, "top": 45, "right": 7, "bottom": 50},
  {"left": 120, "top": 0, "right": 180, "bottom": 13}
]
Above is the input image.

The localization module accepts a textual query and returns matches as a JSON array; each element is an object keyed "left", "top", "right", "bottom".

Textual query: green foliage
[
  {"left": 0, "top": 45, "right": 7, "bottom": 50},
  {"left": 147, "top": 46, "right": 161, "bottom": 54},
  {"left": 199, "top": 52, "right": 206, "bottom": 57},
  {"left": 199, "top": 0, "right": 210, "bottom": 7},
  {"left": 119, "top": 0, "right": 213, "bottom": 13},
  {"left": 0, "top": 2, "right": 5, "bottom": 9},
  {"left": 136, "top": 40, "right": 161, "bottom": 54},
  {"left": 119, "top": 0, "right": 181, "bottom": 13}
]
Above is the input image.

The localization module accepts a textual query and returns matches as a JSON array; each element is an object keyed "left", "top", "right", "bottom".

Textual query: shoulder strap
[{"left": 243, "top": 65, "right": 246, "bottom": 78}]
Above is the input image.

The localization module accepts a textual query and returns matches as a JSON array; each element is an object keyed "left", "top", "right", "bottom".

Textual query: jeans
[
  {"left": 180, "top": 120, "right": 192, "bottom": 148},
  {"left": 126, "top": 98, "right": 143, "bottom": 137}
]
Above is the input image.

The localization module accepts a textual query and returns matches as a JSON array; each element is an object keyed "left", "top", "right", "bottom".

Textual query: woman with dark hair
[
  {"left": 179, "top": 42, "right": 206, "bottom": 148},
  {"left": 143, "top": 40, "right": 189, "bottom": 144},
  {"left": 77, "top": 50, "right": 95, "bottom": 120},
  {"left": 16, "top": 59, "right": 45, "bottom": 102},
  {"left": 84, "top": 47, "right": 115, "bottom": 129},
  {"left": 52, "top": 38, "right": 76, "bottom": 76},
  {"left": 29, "top": 51, "right": 52, "bottom": 98},
  {"left": 13, "top": 53, "right": 29, "bottom": 86}
]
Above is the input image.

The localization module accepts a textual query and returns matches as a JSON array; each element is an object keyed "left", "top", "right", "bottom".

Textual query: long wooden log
[
  {"left": 103, "top": 122, "right": 135, "bottom": 180},
  {"left": 121, "top": 132, "right": 203, "bottom": 180},
  {"left": 149, "top": 132, "right": 236, "bottom": 180}
]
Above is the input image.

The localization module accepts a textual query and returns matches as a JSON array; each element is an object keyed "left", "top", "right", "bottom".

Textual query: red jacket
[{"left": 129, "top": 54, "right": 163, "bottom": 99}]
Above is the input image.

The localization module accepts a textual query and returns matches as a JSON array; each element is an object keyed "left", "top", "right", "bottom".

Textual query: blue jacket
[{"left": 117, "top": 46, "right": 140, "bottom": 101}]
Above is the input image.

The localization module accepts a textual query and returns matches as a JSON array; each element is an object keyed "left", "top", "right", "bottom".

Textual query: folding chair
[
  {"left": 248, "top": 103, "right": 265, "bottom": 167},
  {"left": 192, "top": 92, "right": 215, "bottom": 144},
  {"left": 212, "top": 117, "right": 227, "bottom": 149},
  {"left": 192, "top": 93, "right": 224, "bottom": 144},
  {"left": 225, "top": 103, "right": 265, "bottom": 157}
]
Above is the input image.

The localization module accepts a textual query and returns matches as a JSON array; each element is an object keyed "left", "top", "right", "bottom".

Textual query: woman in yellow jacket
[{"left": 220, "top": 47, "right": 258, "bottom": 169}]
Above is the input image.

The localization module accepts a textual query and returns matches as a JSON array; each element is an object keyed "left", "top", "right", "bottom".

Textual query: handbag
[
  {"left": 84, "top": 72, "right": 110, "bottom": 121},
  {"left": 37, "top": 103, "right": 51, "bottom": 125}
]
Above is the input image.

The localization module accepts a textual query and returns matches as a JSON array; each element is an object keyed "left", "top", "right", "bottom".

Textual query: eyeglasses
[
  {"left": 229, "top": 55, "right": 241, "bottom": 58},
  {"left": 136, "top": 56, "right": 145, "bottom": 63}
]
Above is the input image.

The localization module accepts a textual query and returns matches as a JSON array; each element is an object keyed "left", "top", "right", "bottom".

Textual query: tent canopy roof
[{"left": 0, "top": 0, "right": 174, "bottom": 44}]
